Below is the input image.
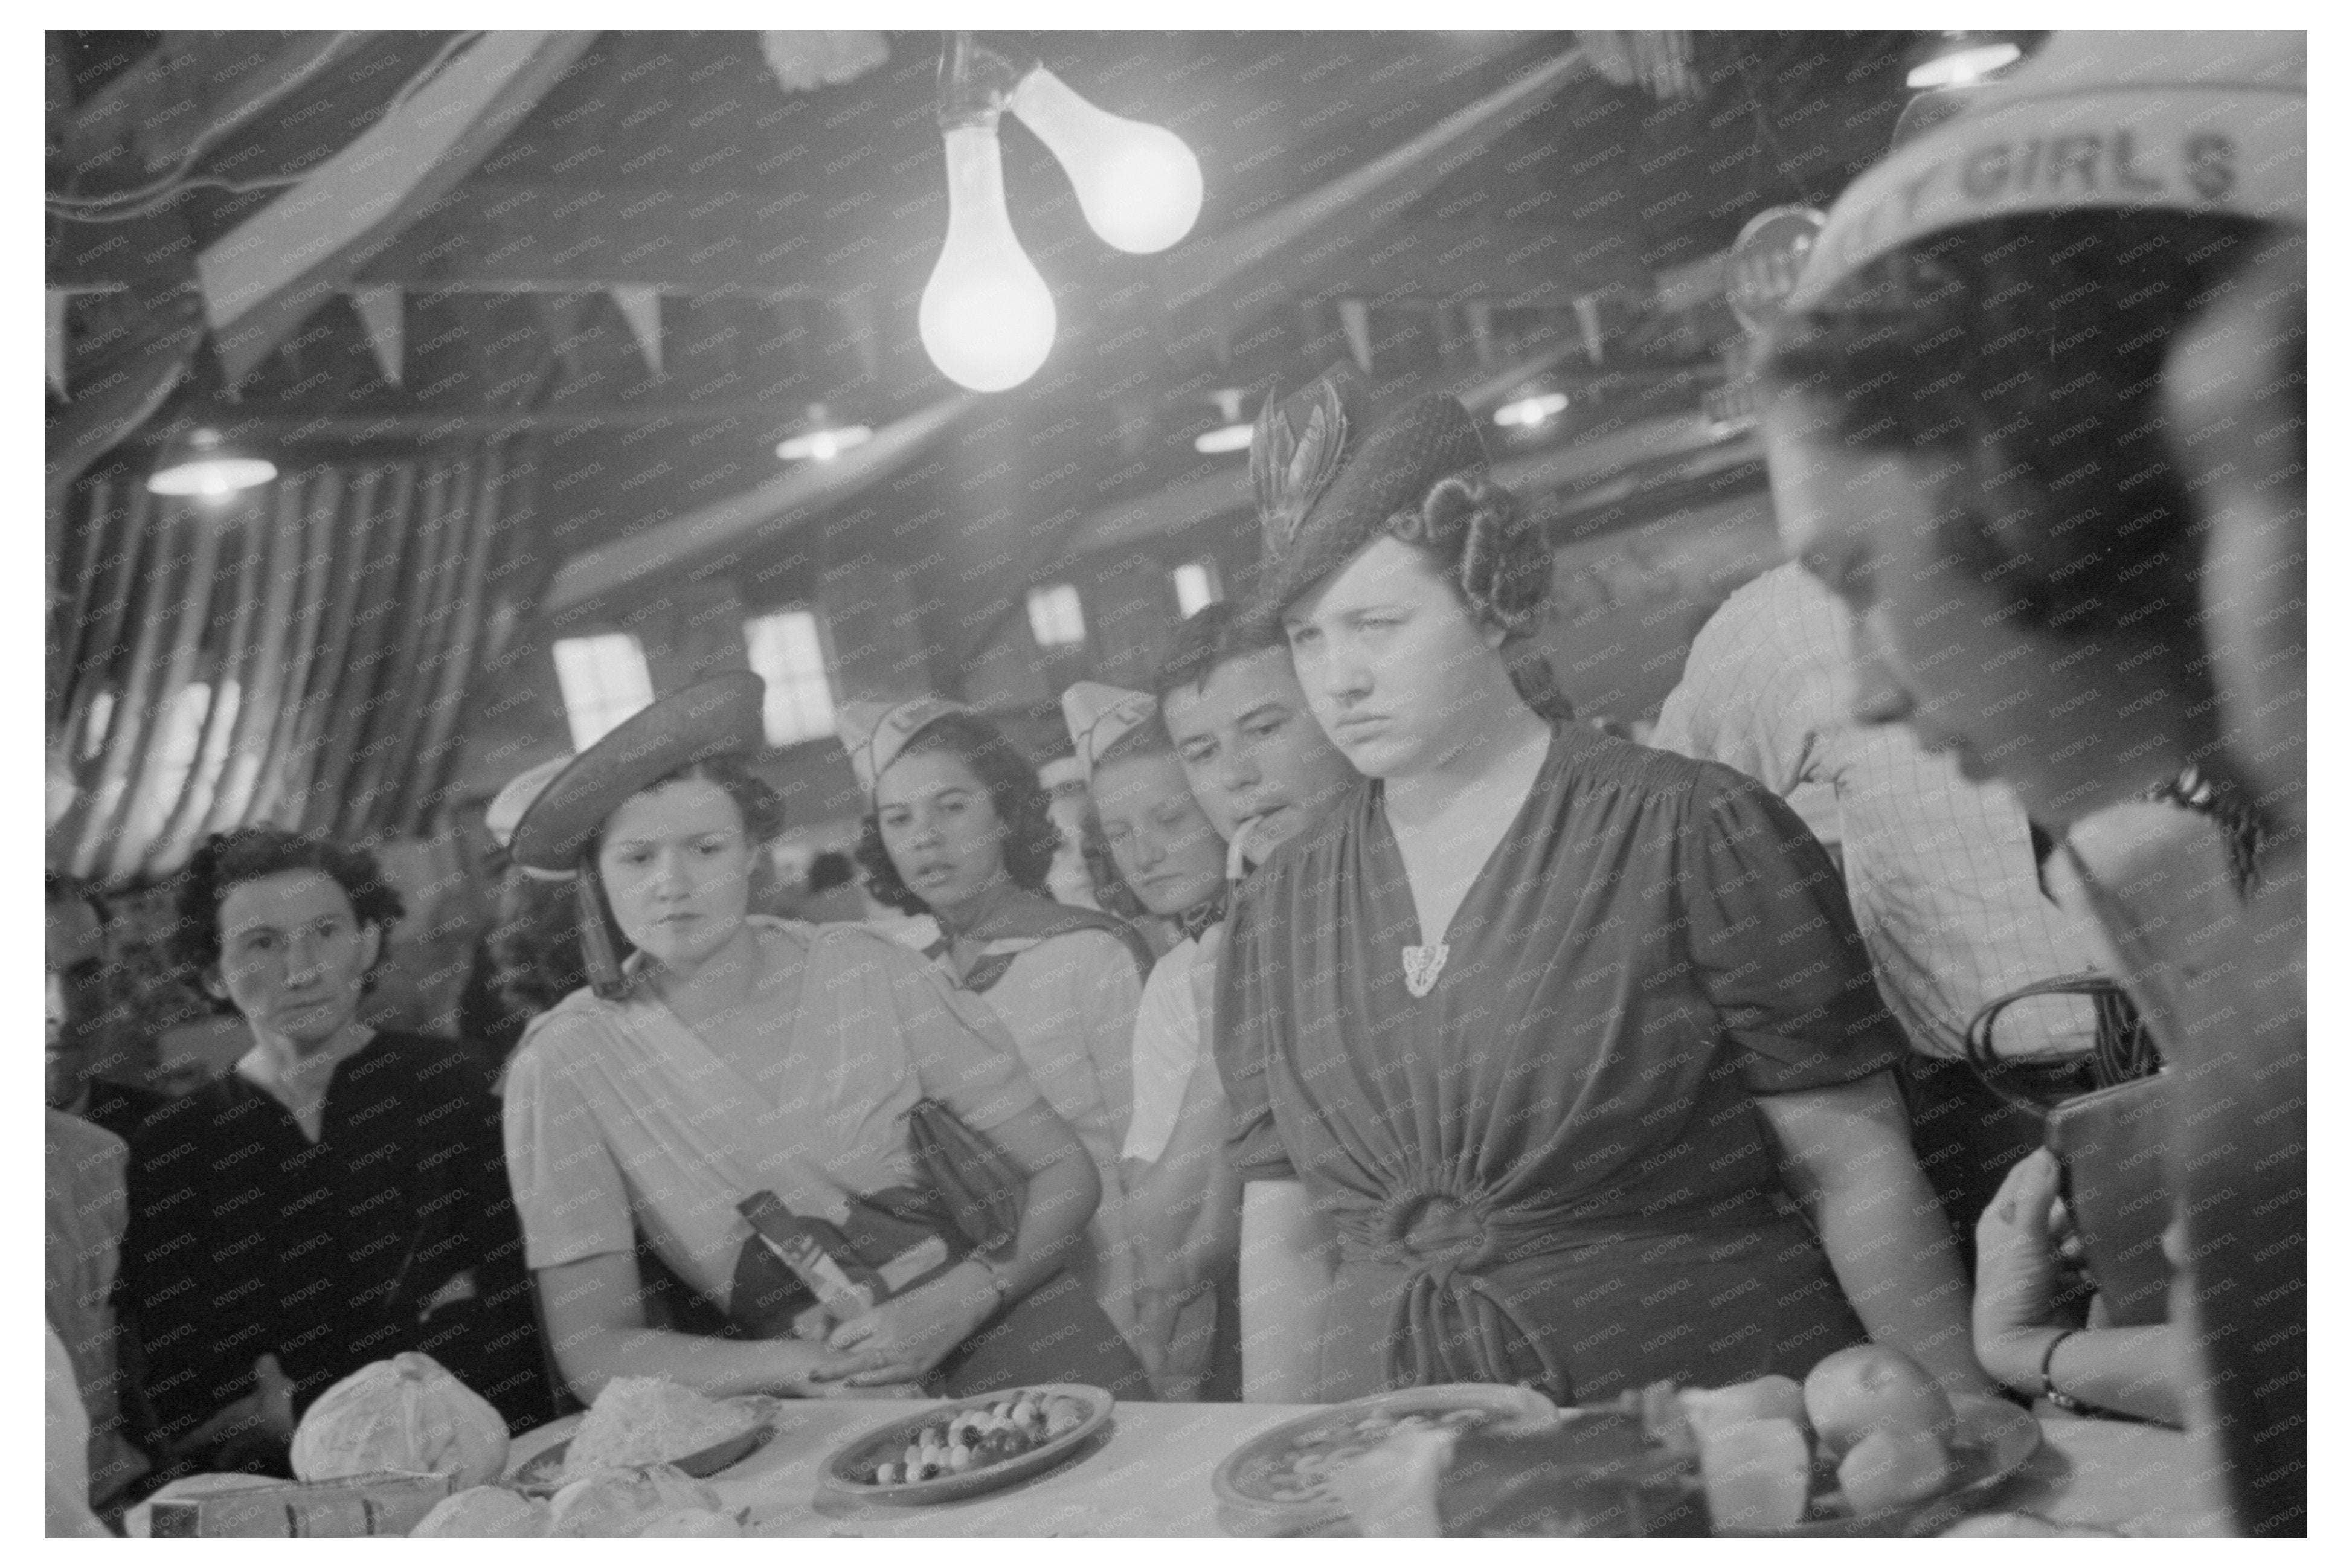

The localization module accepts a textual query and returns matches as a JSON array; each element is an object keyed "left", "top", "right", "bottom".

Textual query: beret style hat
[
  {"left": 507, "top": 671, "right": 765, "bottom": 873},
  {"left": 1059, "top": 681, "right": 1158, "bottom": 779},
  {"left": 1788, "top": 30, "right": 2306, "bottom": 312},
  {"left": 837, "top": 695, "right": 974, "bottom": 798},
  {"left": 1248, "top": 361, "right": 1492, "bottom": 621}
]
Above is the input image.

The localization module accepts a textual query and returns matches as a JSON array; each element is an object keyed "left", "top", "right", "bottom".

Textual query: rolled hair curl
[{"left": 1387, "top": 470, "right": 1575, "bottom": 721}]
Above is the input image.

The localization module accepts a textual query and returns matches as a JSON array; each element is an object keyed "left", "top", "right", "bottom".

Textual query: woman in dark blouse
[{"left": 1215, "top": 365, "right": 1992, "bottom": 1406}]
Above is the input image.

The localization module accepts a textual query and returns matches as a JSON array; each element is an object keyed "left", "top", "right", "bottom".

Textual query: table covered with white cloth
[{"left": 504, "top": 1398, "right": 2231, "bottom": 1537}]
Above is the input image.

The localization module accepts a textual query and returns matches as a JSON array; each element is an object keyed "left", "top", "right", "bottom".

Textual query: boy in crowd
[{"left": 1148, "top": 603, "right": 1361, "bottom": 1398}]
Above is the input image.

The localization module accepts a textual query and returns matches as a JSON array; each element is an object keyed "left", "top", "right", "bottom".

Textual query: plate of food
[
  {"left": 1212, "top": 1383, "right": 1560, "bottom": 1535},
  {"left": 1662, "top": 1346, "right": 2042, "bottom": 1537},
  {"left": 509, "top": 1378, "right": 780, "bottom": 1497},
  {"left": 821, "top": 1385, "right": 1113, "bottom": 1505}
]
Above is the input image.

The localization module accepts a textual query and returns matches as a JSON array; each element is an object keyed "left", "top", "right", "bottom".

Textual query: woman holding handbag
[{"left": 498, "top": 672, "right": 1147, "bottom": 1402}]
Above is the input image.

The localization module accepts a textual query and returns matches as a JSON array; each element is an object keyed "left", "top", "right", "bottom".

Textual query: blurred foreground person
[{"left": 1761, "top": 30, "right": 2304, "bottom": 1534}]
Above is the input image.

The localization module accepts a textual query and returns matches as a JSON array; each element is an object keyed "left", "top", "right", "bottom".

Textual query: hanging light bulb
[
  {"left": 147, "top": 426, "right": 276, "bottom": 500},
  {"left": 919, "top": 120, "right": 1058, "bottom": 393},
  {"left": 1007, "top": 67, "right": 1204, "bottom": 254}
]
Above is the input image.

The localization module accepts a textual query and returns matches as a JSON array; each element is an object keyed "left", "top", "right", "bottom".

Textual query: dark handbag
[
  {"left": 903, "top": 1098, "right": 1027, "bottom": 1258},
  {"left": 2043, "top": 1075, "right": 2175, "bottom": 1327},
  {"left": 1964, "top": 975, "right": 2173, "bottom": 1326}
]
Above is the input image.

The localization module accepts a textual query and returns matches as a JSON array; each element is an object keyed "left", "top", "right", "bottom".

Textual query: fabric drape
[{"left": 48, "top": 445, "right": 516, "bottom": 884}]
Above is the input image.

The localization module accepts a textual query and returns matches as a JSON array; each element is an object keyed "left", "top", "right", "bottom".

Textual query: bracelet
[
  {"left": 2038, "top": 1329, "right": 2092, "bottom": 1415},
  {"left": 971, "top": 1255, "right": 1015, "bottom": 1311}
]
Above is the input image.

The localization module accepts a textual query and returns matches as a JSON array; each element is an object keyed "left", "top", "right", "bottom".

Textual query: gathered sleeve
[
  {"left": 1682, "top": 769, "right": 1910, "bottom": 1094},
  {"left": 500, "top": 1012, "right": 637, "bottom": 1273},
  {"left": 1213, "top": 888, "right": 1299, "bottom": 1184}
]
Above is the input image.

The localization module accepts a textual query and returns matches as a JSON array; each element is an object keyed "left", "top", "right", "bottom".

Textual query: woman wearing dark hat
[
  {"left": 1216, "top": 365, "right": 1991, "bottom": 1407},
  {"left": 841, "top": 697, "right": 1157, "bottom": 1356},
  {"left": 499, "top": 672, "right": 1146, "bottom": 1401}
]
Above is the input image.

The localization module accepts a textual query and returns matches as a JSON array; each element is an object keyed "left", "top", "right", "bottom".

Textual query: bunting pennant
[
  {"left": 351, "top": 284, "right": 405, "bottom": 386},
  {"left": 1338, "top": 298, "right": 1373, "bottom": 373},
  {"left": 613, "top": 285, "right": 664, "bottom": 378},
  {"left": 47, "top": 289, "right": 70, "bottom": 399}
]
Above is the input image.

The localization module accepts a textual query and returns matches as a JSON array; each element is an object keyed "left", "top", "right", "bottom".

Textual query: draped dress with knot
[{"left": 1215, "top": 722, "right": 1910, "bottom": 1406}]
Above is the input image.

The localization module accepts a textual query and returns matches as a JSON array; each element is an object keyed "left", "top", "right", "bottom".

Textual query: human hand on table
[
  {"left": 820, "top": 1262, "right": 997, "bottom": 1388},
  {"left": 1973, "top": 1148, "right": 2069, "bottom": 1390}
]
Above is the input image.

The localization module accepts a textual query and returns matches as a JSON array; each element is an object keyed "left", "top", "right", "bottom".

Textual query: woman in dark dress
[{"left": 1216, "top": 365, "right": 1992, "bottom": 1407}]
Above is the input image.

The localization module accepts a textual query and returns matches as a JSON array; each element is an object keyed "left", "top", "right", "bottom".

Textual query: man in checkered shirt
[{"left": 1652, "top": 561, "right": 2100, "bottom": 1264}]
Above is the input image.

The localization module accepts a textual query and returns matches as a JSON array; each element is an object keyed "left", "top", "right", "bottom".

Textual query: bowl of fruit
[
  {"left": 821, "top": 1386, "right": 1113, "bottom": 1505},
  {"left": 1669, "top": 1346, "right": 2041, "bottom": 1536}
]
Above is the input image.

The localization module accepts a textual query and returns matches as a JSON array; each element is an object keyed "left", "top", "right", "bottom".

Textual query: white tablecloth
[{"left": 506, "top": 1396, "right": 2232, "bottom": 1537}]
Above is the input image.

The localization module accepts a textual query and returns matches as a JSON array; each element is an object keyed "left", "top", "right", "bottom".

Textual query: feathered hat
[{"left": 1248, "top": 361, "right": 1492, "bottom": 620}]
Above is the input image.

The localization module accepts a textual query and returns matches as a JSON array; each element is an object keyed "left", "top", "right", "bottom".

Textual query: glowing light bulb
[
  {"left": 1009, "top": 68, "right": 1203, "bottom": 255},
  {"left": 919, "top": 124, "right": 1057, "bottom": 392}
]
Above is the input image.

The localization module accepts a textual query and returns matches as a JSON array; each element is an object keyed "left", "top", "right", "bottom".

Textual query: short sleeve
[
  {"left": 501, "top": 1014, "right": 635, "bottom": 1271},
  {"left": 1123, "top": 944, "right": 1202, "bottom": 1165},
  {"left": 869, "top": 934, "right": 1046, "bottom": 1136},
  {"left": 1683, "top": 771, "right": 1909, "bottom": 1094},
  {"left": 1213, "top": 893, "right": 1299, "bottom": 1184}
]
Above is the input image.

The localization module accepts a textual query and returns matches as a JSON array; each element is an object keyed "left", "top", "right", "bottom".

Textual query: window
[
  {"left": 1026, "top": 583, "right": 1087, "bottom": 649},
  {"left": 1171, "top": 559, "right": 1223, "bottom": 617},
  {"left": 743, "top": 608, "right": 838, "bottom": 747},
  {"left": 551, "top": 633, "right": 655, "bottom": 751}
]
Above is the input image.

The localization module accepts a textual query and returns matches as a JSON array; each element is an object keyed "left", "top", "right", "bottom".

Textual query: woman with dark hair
[
  {"left": 1216, "top": 363, "right": 1990, "bottom": 1407},
  {"left": 1755, "top": 30, "right": 2304, "bottom": 1534},
  {"left": 121, "top": 825, "right": 549, "bottom": 1472},
  {"left": 842, "top": 698, "right": 1157, "bottom": 1355},
  {"left": 500, "top": 673, "right": 1148, "bottom": 1402}
]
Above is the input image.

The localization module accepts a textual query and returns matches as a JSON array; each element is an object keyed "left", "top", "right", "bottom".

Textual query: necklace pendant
[{"left": 1401, "top": 942, "right": 1450, "bottom": 998}]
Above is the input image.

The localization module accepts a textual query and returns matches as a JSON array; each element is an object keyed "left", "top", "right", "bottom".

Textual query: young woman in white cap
[
  {"left": 1219, "top": 364, "right": 1991, "bottom": 1408},
  {"left": 1062, "top": 680, "right": 1241, "bottom": 1399},
  {"left": 500, "top": 672, "right": 1146, "bottom": 1401},
  {"left": 840, "top": 696, "right": 1157, "bottom": 1361},
  {"left": 1756, "top": 30, "right": 2304, "bottom": 1533}
]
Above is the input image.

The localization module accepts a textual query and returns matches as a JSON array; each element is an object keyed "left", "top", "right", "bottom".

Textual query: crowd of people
[{"left": 46, "top": 29, "right": 2302, "bottom": 1537}]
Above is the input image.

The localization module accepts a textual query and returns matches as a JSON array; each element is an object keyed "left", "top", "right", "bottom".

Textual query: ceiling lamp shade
[
  {"left": 147, "top": 426, "right": 277, "bottom": 499},
  {"left": 1007, "top": 66, "right": 1204, "bottom": 254},
  {"left": 1906, "top": 31, "right": 2026, "bottom": 90},
  {"left": 774, "top": 405, "right": 875, "bottom": 463},
  {"left": 1193, "top": 387, "right": 1254, "bottom": 455},
  {"left": 1493, "top": 390, "right": 1569, "bottom": 429},
  {"left": 919, "top": 121, "right": 1058, "bottom": 392}
]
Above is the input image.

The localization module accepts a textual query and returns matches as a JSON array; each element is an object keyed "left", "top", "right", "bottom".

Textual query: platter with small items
[{"left": 821, "top": 1384, "right": 1114, "bottom": 1505}]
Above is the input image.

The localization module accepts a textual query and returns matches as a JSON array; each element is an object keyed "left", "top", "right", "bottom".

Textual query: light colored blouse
[
  {"left": 1123, "top": 936, "right": 1202, "bottom": 1165},
  {"left": 502, "top": 917, "right": 1043, "bottom": 1313},
  {"left": 930, "top": 928, "right": 1144, "bottom": 1337}
]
